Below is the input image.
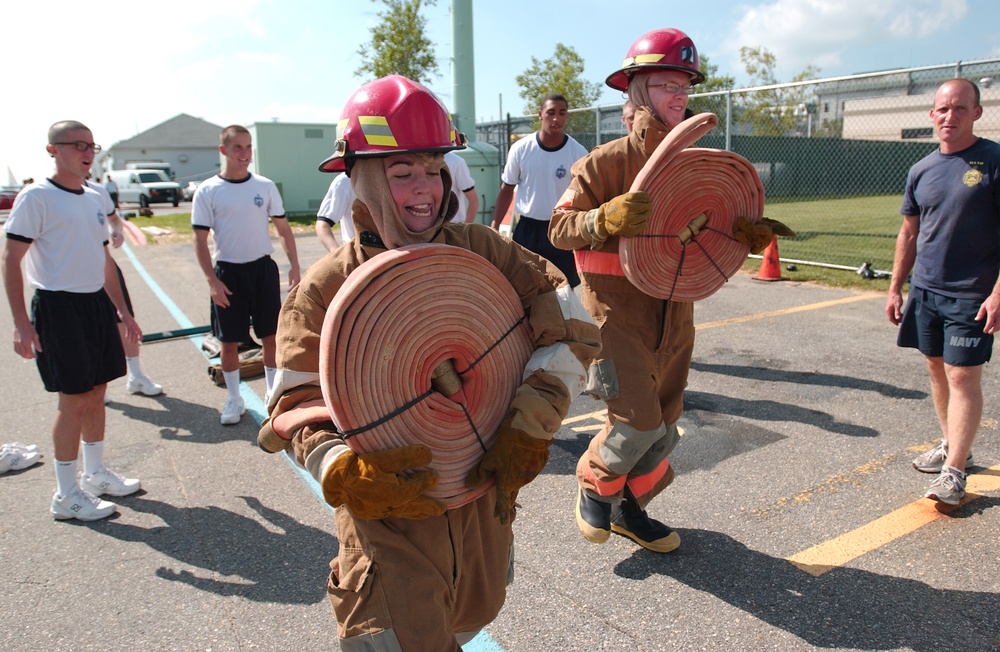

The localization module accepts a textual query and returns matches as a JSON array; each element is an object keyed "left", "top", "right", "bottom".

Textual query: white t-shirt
[
  {"left": 316, "top": 173, "right": 356, "bottom": 241},
  {"left": 86, "top": 179, "right": 116, "bottom": 215},
  {"left": 4, "top": 179, "right": 110, "bottom": 292},
  {"left": 444, "top": 151, "right": 476, "bottom": 223},
  {"left": 104, "top": 178, "right": 118, "bottom": 194},
  {"left": 191, "top": 173, "right": 285, "bottom": 264},
  {"left": 501, "top": 132, "right": 587, "bottom": 221}
]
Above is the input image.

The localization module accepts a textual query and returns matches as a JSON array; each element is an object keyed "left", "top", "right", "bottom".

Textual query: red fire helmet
[
  {"left": 319, "top": 75, "right": 465, "bottom": 173},
  {"left": 606, "top": 28, "right": 705, "bottom": 92}
]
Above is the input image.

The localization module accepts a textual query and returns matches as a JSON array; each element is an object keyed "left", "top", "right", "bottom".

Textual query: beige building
[{"left": 842, "top": 85, "right": 1000, "bottom": 143}]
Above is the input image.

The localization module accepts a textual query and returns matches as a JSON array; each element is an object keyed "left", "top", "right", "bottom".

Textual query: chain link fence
[{"left": 477, "top": 58, "right": 1000, "bottom": 274}]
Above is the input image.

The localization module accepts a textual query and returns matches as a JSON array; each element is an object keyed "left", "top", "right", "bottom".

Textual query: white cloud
[{"left": 726, "top": 0, "right": 968, "bottom": 79}]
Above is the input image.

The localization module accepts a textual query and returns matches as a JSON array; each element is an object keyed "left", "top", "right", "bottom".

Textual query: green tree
[
  {"left": 738, "top": 46, "right": 819, "bottom": 136},
  {"left": 355, "top": 0, "right": 439, "bottom": 83},
  {"left": 515, "top": 43, "right": 602, "bottom": 136}
]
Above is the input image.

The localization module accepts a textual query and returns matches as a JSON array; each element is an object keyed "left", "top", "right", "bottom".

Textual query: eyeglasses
[
  {"left": 52, "top": 141, "right": 102, "bottom": 153},
  {"left": 648, "top": 82, "right": 694, "bottom": 95}
]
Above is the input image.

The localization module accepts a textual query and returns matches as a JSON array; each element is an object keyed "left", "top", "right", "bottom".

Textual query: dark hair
[{"left": 540, "top": 94, "right": 568, "bottom": 110}]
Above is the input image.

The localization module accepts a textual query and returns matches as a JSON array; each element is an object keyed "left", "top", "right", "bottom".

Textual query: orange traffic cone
[{"left": 752, "top": 237, "right": 787, "bottom": 282}]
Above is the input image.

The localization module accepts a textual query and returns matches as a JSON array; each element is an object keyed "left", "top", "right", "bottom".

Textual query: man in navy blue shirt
[{"left": 887, "top": 78, "right": 1000, "bottom": 504}]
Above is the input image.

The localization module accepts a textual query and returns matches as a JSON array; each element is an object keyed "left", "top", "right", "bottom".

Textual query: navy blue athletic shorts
[
  {"left": 897, "top": 287, "right": 993, "bottom": 366},
  {"left": 32, "top": 289, "right": 126, "bottom": 394},
  {"left": 512, "top": 215, "right": 580, "bottom": 287},
  {"left": 211, "top": 255, "right": 281, "bottom": 343}
]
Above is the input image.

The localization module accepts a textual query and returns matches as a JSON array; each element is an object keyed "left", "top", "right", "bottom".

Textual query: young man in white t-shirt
[
  {"left": 444, "top": 150, "right": 479, "bottom": 224},
  {"left": 86, "top": 175, "right": 163, "bottom": 399},
  {"left": 490, "top": 94, "right": 587, "bottom": 286},
  {"left": 315, "top": 172, "right": 357, "bottom": 252},
  {"left": 192, "top": 125, "right": 301, "bottom": 425},
  {"left": 2, "top": 120, "right": 143, "bottom": 521}
]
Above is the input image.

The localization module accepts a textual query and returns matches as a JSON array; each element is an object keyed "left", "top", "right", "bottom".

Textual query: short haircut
[
  {"left": 541, "top": 94, "right": 568, "bottom": 110},
  {"left": 950, "top": 78, "right": 981, "bottom": 106},
  {"left": 48, "top": 120, "right": 90, "bottom": 144},
  {"left": 220, "top": 124, "right": 251, "bottom": 146}
]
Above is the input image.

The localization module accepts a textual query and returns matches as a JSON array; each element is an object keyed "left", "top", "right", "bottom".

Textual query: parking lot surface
[{"left": 1, "top": 232, "right": 997, "bottom": 651}]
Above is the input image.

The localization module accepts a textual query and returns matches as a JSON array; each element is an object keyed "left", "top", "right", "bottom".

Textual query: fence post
[{"left": 725, "top": 90, "right": 732, "bottom": 151}]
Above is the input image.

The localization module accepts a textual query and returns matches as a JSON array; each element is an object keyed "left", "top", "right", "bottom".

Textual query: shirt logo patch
[
  {"left": 98, "top": 212, "right": 106, "bottom": 226},
  {"left": 556, "top": 165, "right": 567, "bottom": 179},
  {"left": 254, "top": 193, "right": 264, "bottom": 208},
  {"left": 963, "top": 169, "right": 982, "bottom": 187}
]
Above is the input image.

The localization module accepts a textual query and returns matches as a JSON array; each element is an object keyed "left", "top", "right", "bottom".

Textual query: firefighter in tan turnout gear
[
  {"left": 549, "top": 27, "right": 707, "bottom": 554},
  {"left": 261, "top": 75, "right": 600, "bottom": 651}
]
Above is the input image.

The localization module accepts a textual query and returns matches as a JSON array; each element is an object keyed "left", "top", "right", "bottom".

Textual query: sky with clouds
[{"left": 2, "top": 0, "right": 996, "bottom": 182}]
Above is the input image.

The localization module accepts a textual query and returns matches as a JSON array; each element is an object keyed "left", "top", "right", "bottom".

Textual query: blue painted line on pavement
[{"left": 123, "top": 242, "right": 505, "bottom": 652}]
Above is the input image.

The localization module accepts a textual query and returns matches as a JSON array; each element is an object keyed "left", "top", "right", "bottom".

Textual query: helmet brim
[{"left": 606, "top": 66, "right": 706, "bottom": 92}]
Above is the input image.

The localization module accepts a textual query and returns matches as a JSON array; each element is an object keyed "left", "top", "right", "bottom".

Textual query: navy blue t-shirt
[{"left": 901, "top": 137, "right": 1000, "bottom": 299}]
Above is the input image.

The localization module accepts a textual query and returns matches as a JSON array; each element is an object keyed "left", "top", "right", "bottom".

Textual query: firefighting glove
[
  {"left": 585, "top": 191, "right": 652, "bottom": 241},
  {"left": 732, "top": 217, "right": 796, "bottom": 255},
  {"left": 466, "top": 417, "right": 552, "bottom": 525},
  {"left": 322, "top": 445, "right": 447, "bottom": 520}
]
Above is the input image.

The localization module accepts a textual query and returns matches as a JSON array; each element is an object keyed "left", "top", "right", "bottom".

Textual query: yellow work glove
[
  {"left": 322, "top": 445, "right": 446, "bottom": 520},
  {"left": 732, "top": 216, "right": 796, "bottom": 254},
  {"left": 586, "top": 191, "right": 652, "bottom": 240},
  {"left": 761, "top": 217, "right": 795, "bottom": 238},
  {"left": 466, "top": 418, "right": 552, "bottom": 525}
]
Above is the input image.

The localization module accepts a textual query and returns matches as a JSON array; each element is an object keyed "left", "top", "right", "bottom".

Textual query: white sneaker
[
  {"left": 8, "top": 441, "right": 39, "bottom": 454},
  {"left": 51, "top": 488, "right": 117, "bottom": 521},
  {"left": 127, "top": 374, "right": 163, "bottom": 396},
  {"left": 0, "top": 444, "right": 42, "bottom": 474},
  {"left": 81, "top": 466, "right": 141, "bottom": 497},
  {"left": 220, "top": 398, "right": 245, "bottom": 425}
]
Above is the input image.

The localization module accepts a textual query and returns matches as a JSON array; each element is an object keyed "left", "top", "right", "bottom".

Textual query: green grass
[
  {"left": 126, "top": 201, "right": 902, "bottom": 293},
  {"left": 122, "top": 211, "right": 317, "bottom": 243},
  {"left": 764, "top": 194, "right": 903, "bottom": 272}
]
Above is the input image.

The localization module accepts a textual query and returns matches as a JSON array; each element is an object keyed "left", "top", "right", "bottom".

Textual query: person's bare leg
[
  {"left": 925, "top": 356, "right": 949, "bottom": 440},
  {"left": 942, "top": 363, "right": 982, "bottom": 473},
  {"left": 52, "top": 390, "right": 99, "bottom": 460}
]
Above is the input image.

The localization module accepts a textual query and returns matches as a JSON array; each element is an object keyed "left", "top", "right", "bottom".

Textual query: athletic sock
[
  {"left": 82, "top": 440, "right": 105, "bottom": 477},
  {"left": 264, "top": 366, "right": 276, "bottom": 394},
  {"left": 126, "top": 356, "right": 144, "bottom": 378},
  {"left": 55, "top": 459, "right": 79, "bottom": 497},
  {"left": 224, "top": 370, "right": 241, "bottom": 402}
]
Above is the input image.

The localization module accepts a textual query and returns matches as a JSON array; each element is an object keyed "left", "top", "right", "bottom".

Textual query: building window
[
  {"left": 902, "top": 127, "right": 933, "bottom": 139},
  {"left": 304, "top": 128, "right": 324, "bottom": 139},
  {"left": 823, "top": 102, "right": 829, "bottom": 113}
]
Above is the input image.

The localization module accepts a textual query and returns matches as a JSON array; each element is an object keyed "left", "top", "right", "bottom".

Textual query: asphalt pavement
[{"left": 1, "top": 230, "right": 998, "bottom": 651}]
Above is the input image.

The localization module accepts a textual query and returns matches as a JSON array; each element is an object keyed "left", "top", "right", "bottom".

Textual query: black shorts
[
  {"left": 112, "top": 259, "right": 134, "bottom": 320},
  {"left": 212, "top": 256, "right": 281, "bottom": 343},
  {"left": 512, "top": 215, "right": 579, "bottom": 287},
  {"left": 897, "top": 287, "right": 993, "bottom": 366},
  {"left": 32, "top": 289, "right": 126, "bottom": 394}
]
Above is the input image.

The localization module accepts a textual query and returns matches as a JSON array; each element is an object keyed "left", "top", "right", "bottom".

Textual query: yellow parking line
[
  {"left": 697, "top": 294, "right": 880, "bottom": 331},
  {"left": 787, "top": 465, "right": 1000, "bottom": 576}
]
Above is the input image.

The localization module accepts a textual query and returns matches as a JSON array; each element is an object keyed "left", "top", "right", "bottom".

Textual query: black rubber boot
[
  {"left": 610, "top": 490, "right": 681, "bottom": 553},
  {"left": 575, "top": 489, "right": 612, "bottom": 544}
]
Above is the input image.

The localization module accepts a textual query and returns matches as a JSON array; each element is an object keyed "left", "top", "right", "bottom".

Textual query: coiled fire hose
[
  {"left": 318, "top": 243, "right": 534, "bottom": 508},
  {"left": 619, "top": 112, "right": 764, "bottom": 301}
]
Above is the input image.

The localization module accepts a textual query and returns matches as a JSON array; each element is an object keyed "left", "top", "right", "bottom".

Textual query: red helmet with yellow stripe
[
  {"left": 606, "top": 28, "right": 705, "bottom": 92},
  {"left": 319, "top": 75, "right": 465, "bottom": 173}
]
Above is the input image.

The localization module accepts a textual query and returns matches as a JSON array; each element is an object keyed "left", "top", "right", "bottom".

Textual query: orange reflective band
[
  {"left": 626, "top": 458, "right": 671, "bottom": 500},
  {"left": 574, "top": 249, "right": 626, "bottom": 277},
  {"left": 582, "top": 465, "right": 627, "bottom": 497}
]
